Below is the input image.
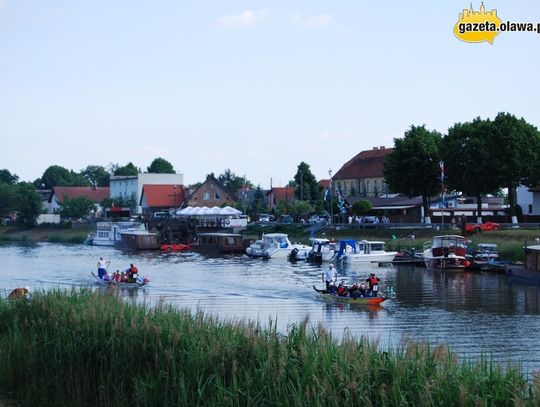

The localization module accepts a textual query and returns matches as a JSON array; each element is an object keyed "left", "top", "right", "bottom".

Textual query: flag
[{"left": 439, "top": 161, "right": 445, "bottom": 180}]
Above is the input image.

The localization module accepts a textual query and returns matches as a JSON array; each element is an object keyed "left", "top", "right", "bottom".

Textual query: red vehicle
[
  {"left": 161, "top": 243, "right": 192, "bottom": 253},
  {"left": 465, "top": 221, "right": 501, "bottom": 234}
]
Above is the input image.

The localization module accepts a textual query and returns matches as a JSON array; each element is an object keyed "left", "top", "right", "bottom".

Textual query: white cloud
[
  {"left": 216, "top": 9, "right": 269, "bottom": 29},
  {"left": 292, "top": 13, "right": 333, "bottom": 29}
]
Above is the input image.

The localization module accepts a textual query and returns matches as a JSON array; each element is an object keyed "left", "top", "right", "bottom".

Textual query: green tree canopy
[
  {"left": 250, "top": 186, "right": 267, "bottom": 215},
  {"left": 218, "top": 169, "right": 252, "bottom": 193},
  {"left": 14, "top": 182, "right": 42, "bottom": 228},
  {"left": 59, "top": 196, "right": 96, "bottom": 220},
  {"left": 383, "top": 125, "right": 442, "bottom": 221},
  {"left": 112, "top": 162, "right": 139, "bottom": 176},
  {"left": 352, "top": 199, "right": 372, "bottom": 216},
  {"left": 147, "top": 158, "right": 175, "bottom": 174},
  {"left": 293, "top": 162, "right": 321, "bottom": 205},
  {"left": 0, "top": 183, "right": 16, "bottom": 218},
  {"left": 442, "top": 117, "right": 500, "bottom": 217},
  {"left": 289, "top": 200, "right": 313, "bottom": 219},
  {"left": 490, "top": 112, "right": 540, "bottom": 216},
  {"left": 36, "top": 165, "right": 89, "bottom": 189},
  {"left": 80, "top": 165, "right": 110, "bottom": 187},
  {"left": 0, "top": 169, "right": 19, "bottom": 185}
]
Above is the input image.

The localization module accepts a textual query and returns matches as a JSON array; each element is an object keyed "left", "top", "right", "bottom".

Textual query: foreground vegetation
[
  {"left": 0, "top": 224, "right": 91, "bottom": 244},
  {"left": 0, "top": 289, "right": 537, "bottom": 406}
]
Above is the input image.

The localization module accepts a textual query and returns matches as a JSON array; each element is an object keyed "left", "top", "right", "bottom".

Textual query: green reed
[{"left": 0, "top": 289, "right": 536, "bottom": 406}]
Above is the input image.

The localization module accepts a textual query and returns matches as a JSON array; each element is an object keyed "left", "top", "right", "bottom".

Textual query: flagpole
[{"left": 328, "top": 169, "right": 333, "bottom": 224}]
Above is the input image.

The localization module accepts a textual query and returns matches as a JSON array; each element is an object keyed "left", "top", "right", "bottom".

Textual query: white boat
[
  {"left": 307, "top": 239, "right": 396, "bottom": 264},
  {"left": 307, "top": 238, "right": 338, "bottom": 263},
  {"left": 92, "top": 221, "right": 146, "bottom": 246},
  {"left": 245, "top": 233, "right": 310, "bottom": 259},
  {"left": 422, "top": 235, "right": 469, "bottom": 270},
  {"left": 335, "top": 239, "right": 397, "bottom": 264}
]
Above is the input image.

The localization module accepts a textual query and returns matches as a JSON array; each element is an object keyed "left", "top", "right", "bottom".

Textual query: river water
[{"left": 2, "top": 242, "right": 540, "bottom": 375}]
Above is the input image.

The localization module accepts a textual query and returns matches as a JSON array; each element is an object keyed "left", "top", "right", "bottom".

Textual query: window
[
  {"left": 529, "top": 204, "right": 533, "bottom": 214},
  {"left": 203, "top": 192, "right": 210, "bottom": 200},
  {"left": 215, "top": 192, "right": 221, "bottom": 200}
]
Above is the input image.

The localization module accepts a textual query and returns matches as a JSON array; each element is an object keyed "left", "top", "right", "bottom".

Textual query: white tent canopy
[{"left": 176, "top": 206, "right": 242, "bottom": 216}]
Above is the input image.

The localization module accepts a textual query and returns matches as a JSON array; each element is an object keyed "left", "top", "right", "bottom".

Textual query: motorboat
[
  {"left": 306, "top": 238, "right": 337, "bottom": 264},
  {"left": 468, "top": 243, "right": 500, "bottom": 269},
  {"left": 422, "top": 235, "right": 469, "bottom": 270},
  {"left": 91, "top": 221, "right": 146, "bottom": 246},
  {"left": 245, "top": 233, "right": 310, "bottom": 259},
  {"left": 334, "top": 239, "right": 397, "bottom": 264}
]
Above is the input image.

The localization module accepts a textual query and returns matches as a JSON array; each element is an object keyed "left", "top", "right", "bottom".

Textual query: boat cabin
[
  {"left": 424, "top": 235, "right": 467, "bottom": 257},
  {"left": 194, "top": 232, "right": 245, "bottom": 254},
  {"left": 115, "top": 230, "right": 160, "bottom": 250}
]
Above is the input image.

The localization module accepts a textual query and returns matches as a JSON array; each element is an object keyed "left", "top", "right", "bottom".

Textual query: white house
[
  {"left": 110, "top": 173, "right": 184, "bottom": 214},
  {"left": 517, "top": 185, "right": 540, "bottom": 215}
]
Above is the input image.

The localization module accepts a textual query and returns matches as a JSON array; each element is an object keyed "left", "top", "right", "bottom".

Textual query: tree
[
  {"left": 250, "top": 186, "right": 267, "bottom": 215},
  {"left": 112, "top": 162, "right": 139, "bottom": 176},
  {"left": 383, "top": 125, "right": 442, "bottom": 222},
  {"left": 218, "top": 169, "right": 252, "bottom": 193},
  {"left": 442, "top": 118, "right": 501, "bottom": 218},
  {"left": 352, "top": 199, "right": 372, "bottom": 216},
  {"left": 36, "top": 165, "right": 89, "bottom": 189},
  {"left": 147, "top": 158, "right": 175, "bottom": 174},
  {"left": 101, "top": 193, "right": 138, "bottom": 212},
  {"left": 80, "top": 165, "right": 110, "bottom": 187},
  {"left": 0, "top": 169, "right": 18, "bottom": 185},
  {"left": 59, "top": 196, "right": 96, "bottom": 220},
  {"left": 293, "top": 162, "right": 321, "bottom": 205},
  {"left": 289, "top": 200, "right": 313, "bottom": 220},
  {"left": 14, "top": 183, "right": 42, "bottom": 228},
  {"left": 0, "top": 183, "right": 15, "bottom": 218},
  {"left": 490, "top": 113, "right": 540, "bottom": 217}
]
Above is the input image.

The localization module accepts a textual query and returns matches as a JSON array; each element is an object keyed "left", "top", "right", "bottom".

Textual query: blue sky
[{"left": 1, "top": 0, "right": 539, "bottom": 188}]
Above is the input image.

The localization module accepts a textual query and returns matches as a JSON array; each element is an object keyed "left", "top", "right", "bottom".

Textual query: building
[
  {"left": 183, "top": 174, "right": 238, "bottom": 208},
  {"left": 332, "top": 146, "right": 394, "bottom": 198},
  {"left": 49, "top": 186, "right": 110, "bottom": 213},
  {"left": 110, "top": 173, "right": 184, "bottom": 214},
  {"left": 139, "top": 184, "right": 185, "bottom": 214},
  {"left": 517, "top": 185, "right": 540, "bottom": 216},
  {"left": 266, "top": 187, "right": 295, "bottom": 212}
]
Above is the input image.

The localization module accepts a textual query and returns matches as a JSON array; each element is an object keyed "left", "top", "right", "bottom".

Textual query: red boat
[
  {"left": 312, "top": 285, "right": 388, "bottom": 305},
  {"left": 161, "top": 243, "right": 192, "bottom": 253}
]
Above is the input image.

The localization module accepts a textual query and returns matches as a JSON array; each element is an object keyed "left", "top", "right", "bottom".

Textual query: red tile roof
[
  {"left": 319, "top": 179, "right": 331, "bottom": 189},
  {"left": 333, "top": 147, "right": 394, "bottom": 180},
  {"left": 267, "top": 187, "right": 295, "bottom": 203},
  {"left": 52, "top": 187, "right": 110, "bottom": 204},
  {"left": 141, "top": 184, "right": 185, "bottom": 207}
]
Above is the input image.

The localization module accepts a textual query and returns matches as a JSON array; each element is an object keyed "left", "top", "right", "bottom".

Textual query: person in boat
[
  {"left": 112, "top": 270, "right": 121, "bottom": 283},
  {"left": 120, "top": 272, "right": 127, "bottom": 283},
  {"left": 125, "top": 264, "right": 139, "bottom": 283},
  {"left": 322, "top": 263, "right": 337, "bottom": 290},
  {"left": 366, "top": 273, "right": 380, "bottom": 297},
  {"left": 336, "top": 282, "right": 348, "bottom": 297},
  {"left": 97, "top": 256, "right": 110, "bottom": 279},
  {"left": 102, "top": 270, "right": 111, "bottom": 282},
  {"left": 348, "top": 282, "right": 361, "bottom": 298}
]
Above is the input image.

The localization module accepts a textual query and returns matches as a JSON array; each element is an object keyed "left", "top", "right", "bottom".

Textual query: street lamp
[{"left": 328, "top": 169, "right": 333, "bottom": 224}]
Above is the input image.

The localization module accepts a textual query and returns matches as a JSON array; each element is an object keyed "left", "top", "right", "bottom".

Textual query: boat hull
[
  {"left": 343, "top": 252, "right": 398, "bottom": 264},
  {"left": 92, "top": 272, "right": 148, "bottom": 288},
  {"left": 313, "top": 286, "right": 386, "bottom": 305}
]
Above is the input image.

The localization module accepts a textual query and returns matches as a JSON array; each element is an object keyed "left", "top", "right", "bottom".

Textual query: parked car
[
  {"left": 465, "top": 221, "right": 501, "bottom": 234},
  {"left": 279, "top": 215, "right": 294, "bottom": 224},
  {"left": 308, "top": 215, "right": 327, "bottom": 224},
  {"left": 153, "top": 211, "right": 174, "bottom": 219},
  {"left": 258, "top": 214, "right": 275, "bottom": 223}
]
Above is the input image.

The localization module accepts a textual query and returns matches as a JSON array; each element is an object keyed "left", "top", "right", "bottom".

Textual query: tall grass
[{"left": 0, "top": 289, "right": 536, "bottom": 406}]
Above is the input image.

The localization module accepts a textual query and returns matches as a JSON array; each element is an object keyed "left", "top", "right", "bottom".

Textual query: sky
[{"left": 1, "top": 0, "right": 539, "bottom": 188}]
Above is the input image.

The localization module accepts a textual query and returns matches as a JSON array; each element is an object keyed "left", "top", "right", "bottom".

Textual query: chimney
[
  {"left": 373, "top": 147, "right": 379, "bottom": 150},
  {"left": 380, "top": 146, "right": 385, "bottom": 149}
]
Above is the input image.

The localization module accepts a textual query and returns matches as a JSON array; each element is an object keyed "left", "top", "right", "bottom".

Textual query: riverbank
[
  {"left": 0, "top": 224, "right": 91, "bottom": 244},
  {"left": 0, "top": 289, "right": 537, "bottom": 406}
]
